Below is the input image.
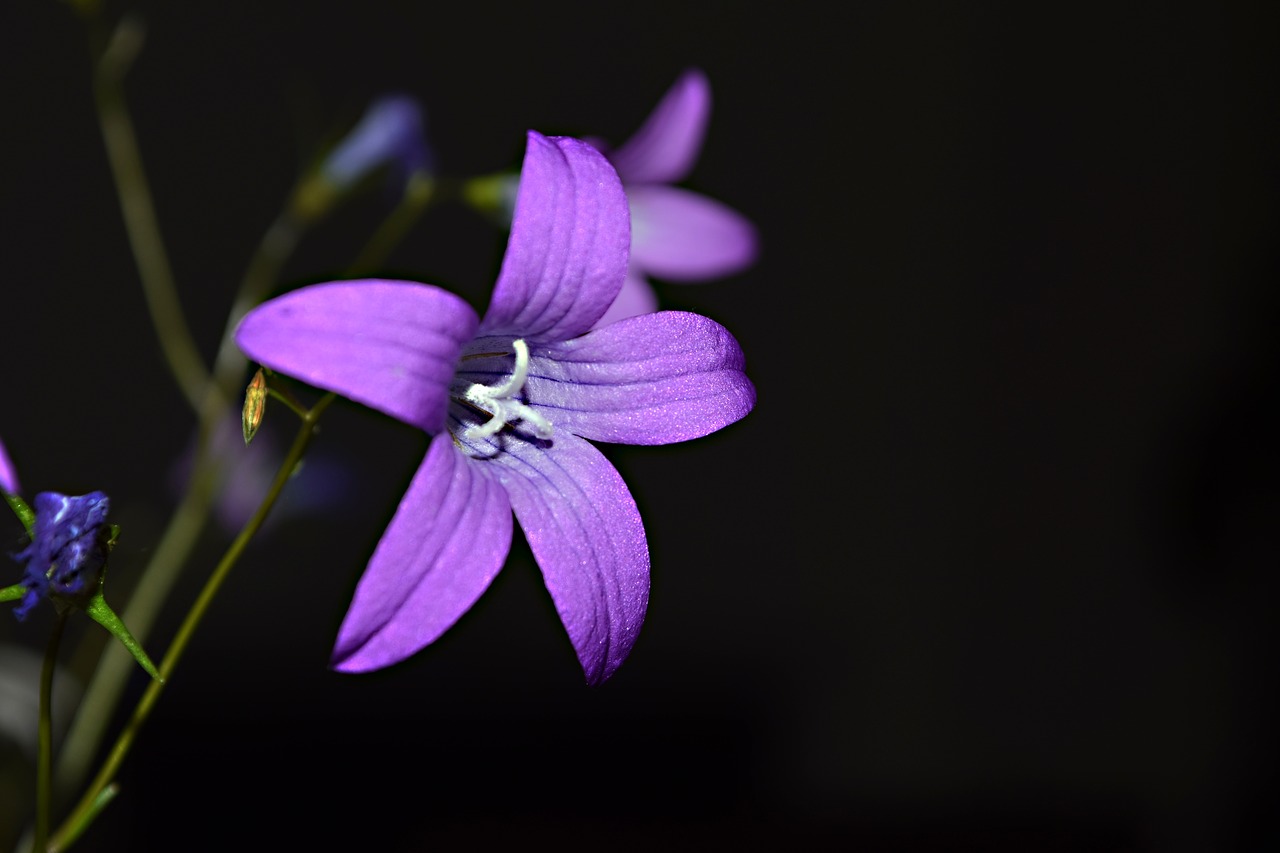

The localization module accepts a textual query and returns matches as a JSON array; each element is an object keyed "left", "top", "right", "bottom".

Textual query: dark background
[{"left": 2, "top": 1, "right": 1278, "bottom": 850}]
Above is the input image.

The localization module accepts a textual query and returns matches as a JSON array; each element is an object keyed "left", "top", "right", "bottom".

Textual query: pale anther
[{"left": 463, "top": 339, "right": 554, "bottom": 442}]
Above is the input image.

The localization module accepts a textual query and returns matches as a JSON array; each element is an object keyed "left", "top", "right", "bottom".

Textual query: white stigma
[{"left": 462, "top": 339, "right": 554, "bottom": 442}]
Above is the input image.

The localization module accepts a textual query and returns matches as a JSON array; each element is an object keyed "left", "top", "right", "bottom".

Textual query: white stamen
[{"left": 462, "top": 339, "right": 554, "bottom": 442}]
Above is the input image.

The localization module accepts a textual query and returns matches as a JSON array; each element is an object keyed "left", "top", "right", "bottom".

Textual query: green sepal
[
  {"left": 1, "top": 582, "right": 26, "bottom": 603},
  {"left": 81, "top": 524, "right": 163, "bottom": 683},
  {"left": 84, "top": 590, "right": 163, "bottom": 683},
  {"left": 5, "top": 491, "right": 35, "bottom": 537}
]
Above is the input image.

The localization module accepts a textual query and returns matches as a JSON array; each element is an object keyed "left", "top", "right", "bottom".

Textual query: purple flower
[
  {"left": 12, "top": 491, "right": 110, "bottom": 620},
  {"left": 236, "top": 131, "right": 754, "bottom": 684},
  {"left": 321, "top": 94, "right": 431, "bottom": 193},
  {"left": 593, "top": 68, "right": 759, "bottom": 328},
  {"left": 0, "top": 437, "right": 17, "bottom": 494}
]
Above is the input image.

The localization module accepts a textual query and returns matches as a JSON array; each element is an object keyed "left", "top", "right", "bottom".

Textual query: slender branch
[
  {"left": 53, "top": 436, "right": 221, "bottom": 799},
  {"left": 53, "top": 107, "right": 309, "bottom": 808},
  {"left": 347, "top": 173, "right": 435, "bottom": 275},
  {"left": 209, "top": 209, "right": 305, "bottom": 401},
  {"left": 32, "top": 611, "right": 70, "bottom": 853},
  {"left": 91, "top": 15, "right": 210, "bottom": 412},
  {"left": 48, "top": 394, "right": 336, "bottom": 853},
  {"left": 51, "top": 11, "right": 439, "bottom": 825}
]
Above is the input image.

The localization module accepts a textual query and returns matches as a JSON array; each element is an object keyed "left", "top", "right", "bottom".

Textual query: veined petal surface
[
  {"left": 491, "top": 432, "right": 649, "bottom": 685},
  {"left": 607, "top": 68, "right": 711, "bottom": 185},
  {"left": 481, "top": 132, "right": 630, "bottom": 343},
  {"left": 332, "top": 432, "right": 513, "bottom": 672},
  {"left": 629, "top": 186, "right": 759, "bottom": 281},
  {"left": 521, "top": 312, "right": 755, "bottom": 445},
  {"left": 235, "top": 280, "right": 477, "bottom": 433}
]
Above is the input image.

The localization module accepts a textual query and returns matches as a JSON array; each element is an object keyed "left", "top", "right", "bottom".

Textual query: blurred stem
[
  {"left": 32, "top": 611, "right": 69, "bottom": 853},
  {"left": 209, "top": 208, "right": 305, "bottom": 404},
  {"left": 53, "top": 10, "right": 441, "bottom": 828},
  {"left": 53, "top": 411, "right": 222, "bottom": 802},
  {"left": 48, "top": 394, "right": 336, "bottom": 853},
  {"left": 347, "top": 173, "right": 435, "bottom": 275},
  {"left": 89, "top": 13, "right": 210, "bottom": 412},
  {"left": 54, "top": 81, "right": 311, "bottom": 807},
  {"left": 54, "top": 200, "right": 305, "bottom": 791}
]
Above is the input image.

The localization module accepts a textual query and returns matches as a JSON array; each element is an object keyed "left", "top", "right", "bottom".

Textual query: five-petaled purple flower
[
  {"left": 593, "top": 68, "right": 759, "bottom": 328},
  {"left": 236, "top": 131, "right": 755, "bottom": 684},
  {"left": 12, "top": 491, "right": 111, "bottom": 620},
  {"left": 0, "top": 437, "right": 18, "bottom": 494}
]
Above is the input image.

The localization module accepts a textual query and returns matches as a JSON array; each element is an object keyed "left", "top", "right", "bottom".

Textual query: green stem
[
  {"left": 54, "top": 116, "right": 311, "bottom": 810},
  {"left": 32, "top": 611, "right": 70, "bottom": 853},
  {"left": 49, "top": 11, "right": 435, "bottom": 828},
  {"left": 90, "top": 14, "right": 210, "bottom": 413},
  {"left": 347, "top": 173, "right": 435, "bottom": 275},
  {"left": 266, "top": 385, "right": 309, "bottom": 420},
  {"left": 5, "top": 491, "right": 36, "bottom": 536},
  {"left": 53, "top": 430, "right": 221, "bottom": 802},
  {"left": 209, "top": 209, "right": 305, "bottom": 402},
  {"left": 48, "top": 394, "right": 336, "bottom": 853}
]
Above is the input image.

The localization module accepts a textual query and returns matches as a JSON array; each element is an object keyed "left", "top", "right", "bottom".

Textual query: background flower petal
[
  {"left": 331, "top": 432, "right": 513, "bottom": 672},
  {"left": 523, "top": 312, "right": 755, "bottom": 445},
  {"left": 591, "top": 269, "right": 659, "bottom": 330},
  {"left": 493, "top": 433, "right": 649, "bottom": 686},
  {"left": 480, "top": 132, "right": 630, "bottom": 343},
  {"left": 235, "top": 280, "right": 477, "bottom": 433},
  {"left": 0, "top": 437, "right": 18, "bottom": 494},
  {"left": 606, "top": 67, "right": 711, "bottom": 185},
  {"left": 629, "top": 185, "right": 759, "bottom": 281},
  {"left": 321, "top": 93, "right": 431, "bottom": 192}
]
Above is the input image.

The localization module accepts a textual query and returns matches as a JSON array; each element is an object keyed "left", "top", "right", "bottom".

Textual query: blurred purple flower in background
[
  {"left": 236, "top": 132, "right": 754, "bottom": 684},
  {"left": 593, "top": 67, "right": 759, "bottom": 327},
  {"left": 320, "top": 93, "right": 432, "bottom": 194},
  {"left": 0, "top": 438, "right": 17, "bottom": 494},
  {"left": 168, "top": 416, "right": 352, "bottom": 535}
]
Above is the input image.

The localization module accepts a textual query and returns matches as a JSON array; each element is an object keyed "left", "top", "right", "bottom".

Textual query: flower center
[{"left": 460, "top": 339, "right": 553, "bottom": 442}]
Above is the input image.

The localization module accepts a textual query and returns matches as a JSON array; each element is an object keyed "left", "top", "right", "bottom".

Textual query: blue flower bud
[{"left": 12, "top": 491, "right": 110, "bottom": 620}]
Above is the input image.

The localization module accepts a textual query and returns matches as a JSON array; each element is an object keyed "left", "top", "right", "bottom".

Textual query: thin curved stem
[
  {"left": 346, "top": 173, "right": 435, "bottom": 275},
  {"left": 209, "top": 209, "right": 306, "bottom": 402},
  {"left": 53, "top": 431, "right": 221, "bottom": 800},
  {"left": 48, "top": 394, "right": 336, "bottom": 853},
  {"left": 32, "top": 610, "right": 70, "bottom": 853},
  {"left": 50, "top": 9, "right": 440, "bottom": 824},
  {"left": 54, "top": 91, "right": 309, "bottom": 806},
  {"left": 90, "top": 14, "right": 209, "bottom": 412}
]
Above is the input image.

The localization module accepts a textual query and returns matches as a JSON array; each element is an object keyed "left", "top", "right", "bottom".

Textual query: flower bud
[
  {"left": 242, "top": 367, "right": 268, "bottom": 445},
  {"left": 12, "top": 491, "right": 111, "bottom": 619}
]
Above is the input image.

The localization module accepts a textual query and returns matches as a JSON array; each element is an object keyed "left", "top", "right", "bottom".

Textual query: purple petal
[
  {"left": 607, "top": 68, "right": 711, "bottom": 185},
  {"left": 591, "top": 269, "right": 659, "bottom": 330},
  {"left": 526, "top": 311, "right": 755, "bottom": 445},
  {"left": 0, "top": 437, "right": 18, "bottom": 494},
  {"left": 480, "top": 132, "right": 630, "bottom": 342},
  {"left": 492, "top": 432, "right": 649, "bottom": 685},
  {"left": 235, "top": 280, "right": 477, "bottom": 432},
  {"left": 332, "top": 432, "right": 513, "bottom": 672},
  {"left": 629, "top": 186, "right": 758, "bottom": 281}
]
